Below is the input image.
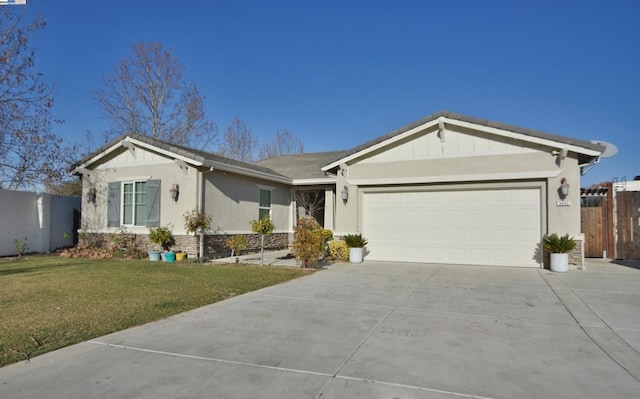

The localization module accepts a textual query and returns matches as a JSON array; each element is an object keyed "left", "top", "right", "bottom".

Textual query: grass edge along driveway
[{"left": 0, "top": 256, "right": 313, "bottom": 367}]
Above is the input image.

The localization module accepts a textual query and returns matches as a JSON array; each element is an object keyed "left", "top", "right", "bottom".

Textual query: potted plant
[
  {"left": 225, "top": 235, "right": 249, "bottom": 263},
  {"left": 175, "top": 251, "right": 187, "bottom": 262},
  {"left": 543, "top": 233, "right": 576, "bottom": 272},
  {"left": 149, "top": 226, "right": 174, "bottom": 262},
  {"left": 344, "top": 234, "right": 368, "bottom": 264}
]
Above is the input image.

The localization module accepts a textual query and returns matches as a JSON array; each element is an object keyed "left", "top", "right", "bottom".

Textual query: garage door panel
[{"left": 363, "top": 188, "right": 541, "bottom": 267}]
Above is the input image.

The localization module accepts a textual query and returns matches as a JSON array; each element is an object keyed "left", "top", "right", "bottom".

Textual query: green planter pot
[
  {"left": 164, "top": 251, "right": 176, "bottom": 263},
  {"left": 148, "top": 250, "right": 162, "bottom": 262}
]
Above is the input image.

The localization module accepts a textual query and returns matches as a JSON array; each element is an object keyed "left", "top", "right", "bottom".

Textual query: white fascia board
[
  {"left": 348, "top": 170, "right": 561, "bottom": 186},
  {"left": 71, "top": 136, "right": 205, "bottom": 173},
  {"left": 292, "top": 177, "right": 336, "bottom": 185},
  {"left": 71, "top": 141, "right": 126, "bottom": 173},
  {"left": 207, "top": 161, "right": 292, "bottom": 185},
  {"left": 321, "top": 118, "right": 442, "bottom": 171},
  {"left": 321, "top": 116, "right": 601, "bottom": 172},
  {"left": 126, "top": 137, "right": 205, "bottom": 166},
  {"left": 447, "top": 118, "right": 602, "bottom": 157}
]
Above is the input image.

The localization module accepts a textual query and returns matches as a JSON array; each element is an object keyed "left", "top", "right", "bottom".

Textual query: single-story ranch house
[{"left": 72, "top": 111, "right": 604, "bottom": 268}]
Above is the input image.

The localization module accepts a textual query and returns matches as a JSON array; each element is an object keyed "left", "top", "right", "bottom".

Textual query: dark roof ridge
[{"left": 258, "top": 150, "right": 348, "bottom": 162}]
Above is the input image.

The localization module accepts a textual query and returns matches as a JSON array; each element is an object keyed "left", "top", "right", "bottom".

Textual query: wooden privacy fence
[
  {"left": 582, "top": 206, "right": 606, "bottom": 257},
  {"left": 616, "top": 191, "right": 640, "bottom": 259},
  {"left": 581, "top": 182, "right": 614, "bottom": 258},
  {"left": 581, "top": 183, "right": 640, "bottom": 259}
]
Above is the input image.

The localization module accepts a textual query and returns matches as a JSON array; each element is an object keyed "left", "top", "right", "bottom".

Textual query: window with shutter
[
  {"left": 146, "top": 180, "right": 161, "bottom": 227},
  {"left": 107, "top": 182, "right": 121, "bottom": 227},
  {"left": 109, "top": 179, "right": 161, "bottom": 227}
]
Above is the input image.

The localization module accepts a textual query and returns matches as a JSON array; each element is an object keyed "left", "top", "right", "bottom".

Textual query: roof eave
[
  {"left": 206, "top": 161, "right": 292, "bottom": 185},
  {"left": 322, "top": 113, "right": 604, "bottom": 170},
  {"left": 291, "top": 177, "right": 336, "bottom": 186}
]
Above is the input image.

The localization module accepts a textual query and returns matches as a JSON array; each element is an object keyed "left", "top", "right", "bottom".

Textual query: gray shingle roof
[
  {"left": 71, "top": 133, "right": 288, "bottom": 179},
  {"left": 73, "top": 111, "right": 606, "bottom": 180},
  {"left": 256, "top": 151, "right": 349, "bottom": 180}
]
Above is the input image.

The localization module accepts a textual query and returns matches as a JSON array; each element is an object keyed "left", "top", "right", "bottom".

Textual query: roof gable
[
  {"left": 322, "top": 111, "right": 605, "bottom": 171},
  {"left": 71, "top": 134, "right": 291, "bottom": 184},
  {"left": 358, "top": 125, "right": 541, "bottom": 165}
]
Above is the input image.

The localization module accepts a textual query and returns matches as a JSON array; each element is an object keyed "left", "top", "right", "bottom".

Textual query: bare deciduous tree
[
  {"left": 295, "top": 189, "right": 324, "bottom": 219},
  {"left": 94, "top": 42, "right": 217, "bottom": 149},
  {"left": 0, "top": 11, "right": 73, "bottom": 190},
  {"left": 259, "top": 129, "right": 304, "bottom": 159},
  {"left": 218, "top": 116, "right": 258, "bottom": 162}
]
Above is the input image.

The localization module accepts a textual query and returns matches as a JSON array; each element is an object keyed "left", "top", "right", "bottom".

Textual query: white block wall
[{"left": 0, "top": 189, "right": 81, "bottom": 256}]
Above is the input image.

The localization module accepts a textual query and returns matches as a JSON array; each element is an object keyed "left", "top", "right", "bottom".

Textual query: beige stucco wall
[
  {"left": 80, "top": 147, "right": 199, "bottom": 234},
  {"left": 333, "top": 131, "right": 583, "bottom": 244},
  {"left": 80, "top": 145, "right": 295, "bottom": 240},
  {"left": 351, "top": 152, "right": 557, "bottom": 182},
  {"left": 334, "top": 172, "right": 358, "bottom": 234},
  {"left": 204, "top": 170, "right": 292, "bottom": 234},
  {"left": 546, "top": 156, "right": 582, "bottom": 238}
]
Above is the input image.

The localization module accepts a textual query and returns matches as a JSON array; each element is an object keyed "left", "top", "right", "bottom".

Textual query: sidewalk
[{"left": 209, "top": 249, "right": 301, "bottom": 267}]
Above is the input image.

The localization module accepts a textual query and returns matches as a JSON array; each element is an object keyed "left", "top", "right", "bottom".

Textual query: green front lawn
[{"left": 0, "top": 256, "right": 312, "bottom": 367}]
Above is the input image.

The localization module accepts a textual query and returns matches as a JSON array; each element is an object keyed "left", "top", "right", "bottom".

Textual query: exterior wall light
[
  {"left": 170, "top": 184, "right": 179, "bottom": 202},
  {"left": 341, "top": 186, "right": 349, "bottom": 204},
  {"left": 87, "top": 188, "right": 96, "bottom": 204},
  {"left": 560, "top": 178, "right": 570, "bottom": 197}
]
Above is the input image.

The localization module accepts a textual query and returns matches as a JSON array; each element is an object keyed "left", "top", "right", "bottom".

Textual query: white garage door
[{"left": 362, "top": 188, "right": 541, "bottom": 267}]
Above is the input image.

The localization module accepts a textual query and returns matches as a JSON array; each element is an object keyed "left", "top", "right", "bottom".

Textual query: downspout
[{"left": 198, "top": 169, "right": 204, "bottom": 259}]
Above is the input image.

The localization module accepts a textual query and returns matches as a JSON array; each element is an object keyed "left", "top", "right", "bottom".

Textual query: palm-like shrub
[
  {"left": 543, "top": 233, "right": 576, "bottom": 253},
  {"left": 344, "top": 234, "right": 368, "bottom": 248}
]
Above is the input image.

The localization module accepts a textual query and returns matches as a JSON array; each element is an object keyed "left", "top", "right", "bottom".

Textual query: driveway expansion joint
[
  {"left": 315, "top": 266, "right": 444, "bottom": 398},
  {"left": 540, "top": 271, "right": 640, "bottom": 383}
]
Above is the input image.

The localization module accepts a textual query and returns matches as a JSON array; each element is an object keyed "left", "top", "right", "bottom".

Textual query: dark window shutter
[
  {"left": 146, "top": 179, "right": 161, "bottom": 227},
  {"left": 107, "top": 182, "right": 121, "bottom": 227}
]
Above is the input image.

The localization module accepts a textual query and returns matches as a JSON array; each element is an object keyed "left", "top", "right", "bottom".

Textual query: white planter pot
[
  {"left": 550, "top": 253, "right": 569, "bottom": 272},
  {"left": 349, "top": 247, "right": 364, "bottom": 263}
]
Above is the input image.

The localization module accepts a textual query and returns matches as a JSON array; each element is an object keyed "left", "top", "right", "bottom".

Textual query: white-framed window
[
  {"left": 122, "top": 181, "right": 147, "bottom": 226},
  {"left": 107, "top": 179, "right": 161, "bottom": 228},
  {"left": 259, "top": 188, "right": 272, "bottom": 220}
]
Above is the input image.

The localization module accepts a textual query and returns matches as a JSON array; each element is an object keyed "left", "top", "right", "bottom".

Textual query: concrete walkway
[
  {"left": 1, "top": 259, "right": 639, "bottom": 398},
  {"left": 210, "top": 249, "right": 301, "bottom": 267}
]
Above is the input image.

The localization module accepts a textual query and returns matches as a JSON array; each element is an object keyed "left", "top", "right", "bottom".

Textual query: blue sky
[{"left": 20, "top": 0, "right": 639, "bottom": 186}]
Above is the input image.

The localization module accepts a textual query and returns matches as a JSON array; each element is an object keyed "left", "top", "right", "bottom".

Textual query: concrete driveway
[{"left": 1, "top": 259, "right": 639, "bottom": 398}]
